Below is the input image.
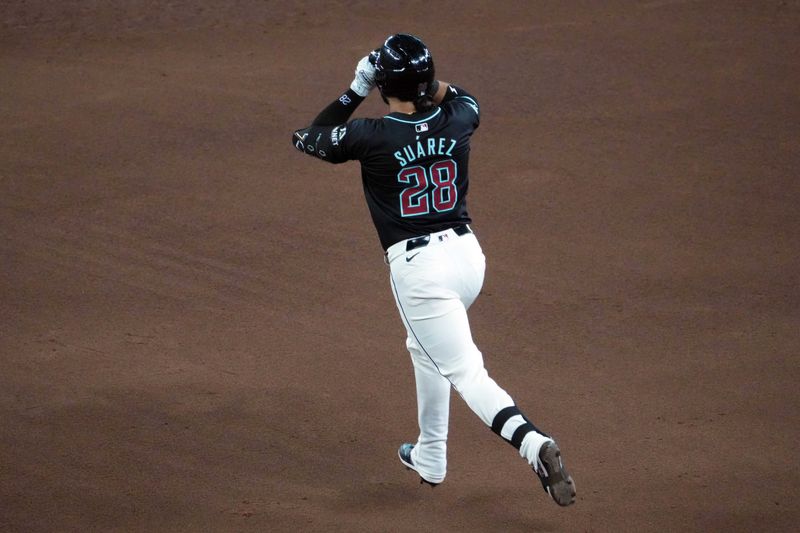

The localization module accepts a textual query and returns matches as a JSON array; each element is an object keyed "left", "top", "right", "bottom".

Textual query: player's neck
[{"left": 387, "top": 98, "right": 417, "bottom": 115}]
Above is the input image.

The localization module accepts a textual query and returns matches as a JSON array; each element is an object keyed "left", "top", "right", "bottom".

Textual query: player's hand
[{"left": 350, "top": 54, "right": 377, "bottom": 97}]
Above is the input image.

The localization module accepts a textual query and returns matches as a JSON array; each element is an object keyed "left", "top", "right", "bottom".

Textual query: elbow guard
[
  {"left": 292, "top": 127, "right": 311, "bottom": 153},
  {"left": 291, "top": 125, "right": 346, "bottom": 163}
]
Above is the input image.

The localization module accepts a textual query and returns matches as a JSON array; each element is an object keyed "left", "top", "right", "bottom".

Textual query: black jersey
[{"left": 294, "top": 85, "right": 480, "bottom": 250}]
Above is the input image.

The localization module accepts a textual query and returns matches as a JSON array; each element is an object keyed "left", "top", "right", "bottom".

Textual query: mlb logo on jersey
[{"left": 415, "top": 123, "right": 429, "bottom": 133}]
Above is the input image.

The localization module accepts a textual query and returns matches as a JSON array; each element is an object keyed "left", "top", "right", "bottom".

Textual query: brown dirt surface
[{"left": 2, "top": 1, "right": 799, "bottom": 531}]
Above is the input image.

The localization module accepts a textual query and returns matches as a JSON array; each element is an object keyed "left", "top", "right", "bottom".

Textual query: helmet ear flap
[
  {"left": 368, "top": 48, "right": 380, "bottom": 66},
  {"left": 374, "top": 69, "right": 388, "bottom": 97},
  {"left": 372, "top": 48, "right": 387, "bottom": 94},
  {"left": 417, "top": 82, "right": 430, "bottom": 98}
]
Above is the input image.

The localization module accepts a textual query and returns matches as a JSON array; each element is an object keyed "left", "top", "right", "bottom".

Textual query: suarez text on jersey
[{"left": 394, "top": 137, "right": 458, "bottom": 167}]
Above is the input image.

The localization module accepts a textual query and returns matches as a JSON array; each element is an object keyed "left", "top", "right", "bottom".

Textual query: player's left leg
[{"left": 404, "top": 335, "right": 450, "bottom": 484}]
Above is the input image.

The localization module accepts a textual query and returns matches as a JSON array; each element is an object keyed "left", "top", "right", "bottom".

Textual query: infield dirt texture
[{"left": 1, "top": 1, "right": 798, "bottom": 531}]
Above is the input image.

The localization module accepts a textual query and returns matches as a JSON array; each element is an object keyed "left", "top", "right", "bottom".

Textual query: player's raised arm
[{"left": 291, "top": 53, "right": 377, "bottom": 163}]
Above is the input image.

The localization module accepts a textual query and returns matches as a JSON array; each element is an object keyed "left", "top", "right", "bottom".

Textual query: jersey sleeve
[
  {"left": 441, "top": 84, "right": 480, "bottom": 128},
  {"left": 291, "top": 118, "right": 373, "bottom": 165}
]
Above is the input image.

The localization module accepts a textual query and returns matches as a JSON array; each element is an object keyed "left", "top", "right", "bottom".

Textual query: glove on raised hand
[{"left": 350, "top": 55, "right": 377, "bottom": 97}]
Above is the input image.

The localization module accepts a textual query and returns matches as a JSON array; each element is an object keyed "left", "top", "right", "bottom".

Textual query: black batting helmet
[{"left": 372, "top": 34, "right": 435, "bottom": 102}]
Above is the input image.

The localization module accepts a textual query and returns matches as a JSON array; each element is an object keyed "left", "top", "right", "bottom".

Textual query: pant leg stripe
[
  {"left": 511, "top": 422, "right": 536, "bottom": 449},
  {"left": 490, "top": 405, "right": 520, "bottom": 437}
]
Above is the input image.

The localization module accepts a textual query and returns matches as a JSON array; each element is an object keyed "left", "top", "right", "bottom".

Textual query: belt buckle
[{"left": 406, "top": 235, "right": 430, "bottom": 252}]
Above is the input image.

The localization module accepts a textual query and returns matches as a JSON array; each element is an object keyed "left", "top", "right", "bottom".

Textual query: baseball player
[{"left": 291, "top": 34, "right": 576, "bottom": 507}]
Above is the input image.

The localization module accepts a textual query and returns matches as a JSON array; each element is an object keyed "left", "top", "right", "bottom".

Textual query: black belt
[{"left": 406, "top": 224, "right": 472, "bottom": 252}]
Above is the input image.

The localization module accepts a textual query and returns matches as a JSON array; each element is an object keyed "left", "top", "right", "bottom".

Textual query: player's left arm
[{"left": 292, "top": 54, "right": 376, "bottom": 163}]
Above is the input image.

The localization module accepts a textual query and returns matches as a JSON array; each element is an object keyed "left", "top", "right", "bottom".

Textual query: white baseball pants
[{"left": 387, "top": 227, "right": 550, "bottom": 483}]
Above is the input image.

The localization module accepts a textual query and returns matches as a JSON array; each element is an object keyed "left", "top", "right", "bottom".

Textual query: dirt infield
[{"left": 2, "top": 1, "right": 799, "bottom": 531}]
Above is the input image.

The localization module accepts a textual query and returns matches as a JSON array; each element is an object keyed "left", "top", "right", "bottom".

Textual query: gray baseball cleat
[
  {"left": 398, "top": 443, "right": 439, "bottom": 487},
  {"left": 534, "top": 440, "right": 576, "bottom": 506}
]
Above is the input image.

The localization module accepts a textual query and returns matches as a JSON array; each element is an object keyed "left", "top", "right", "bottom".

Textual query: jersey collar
[{"left": 384, "top": 107, "right": 441, "bottom": 124}]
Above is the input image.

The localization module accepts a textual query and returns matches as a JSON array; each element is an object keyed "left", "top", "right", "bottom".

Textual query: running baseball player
[{"left": 291, "top": 34, "right": 576, "bottom": 507}]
